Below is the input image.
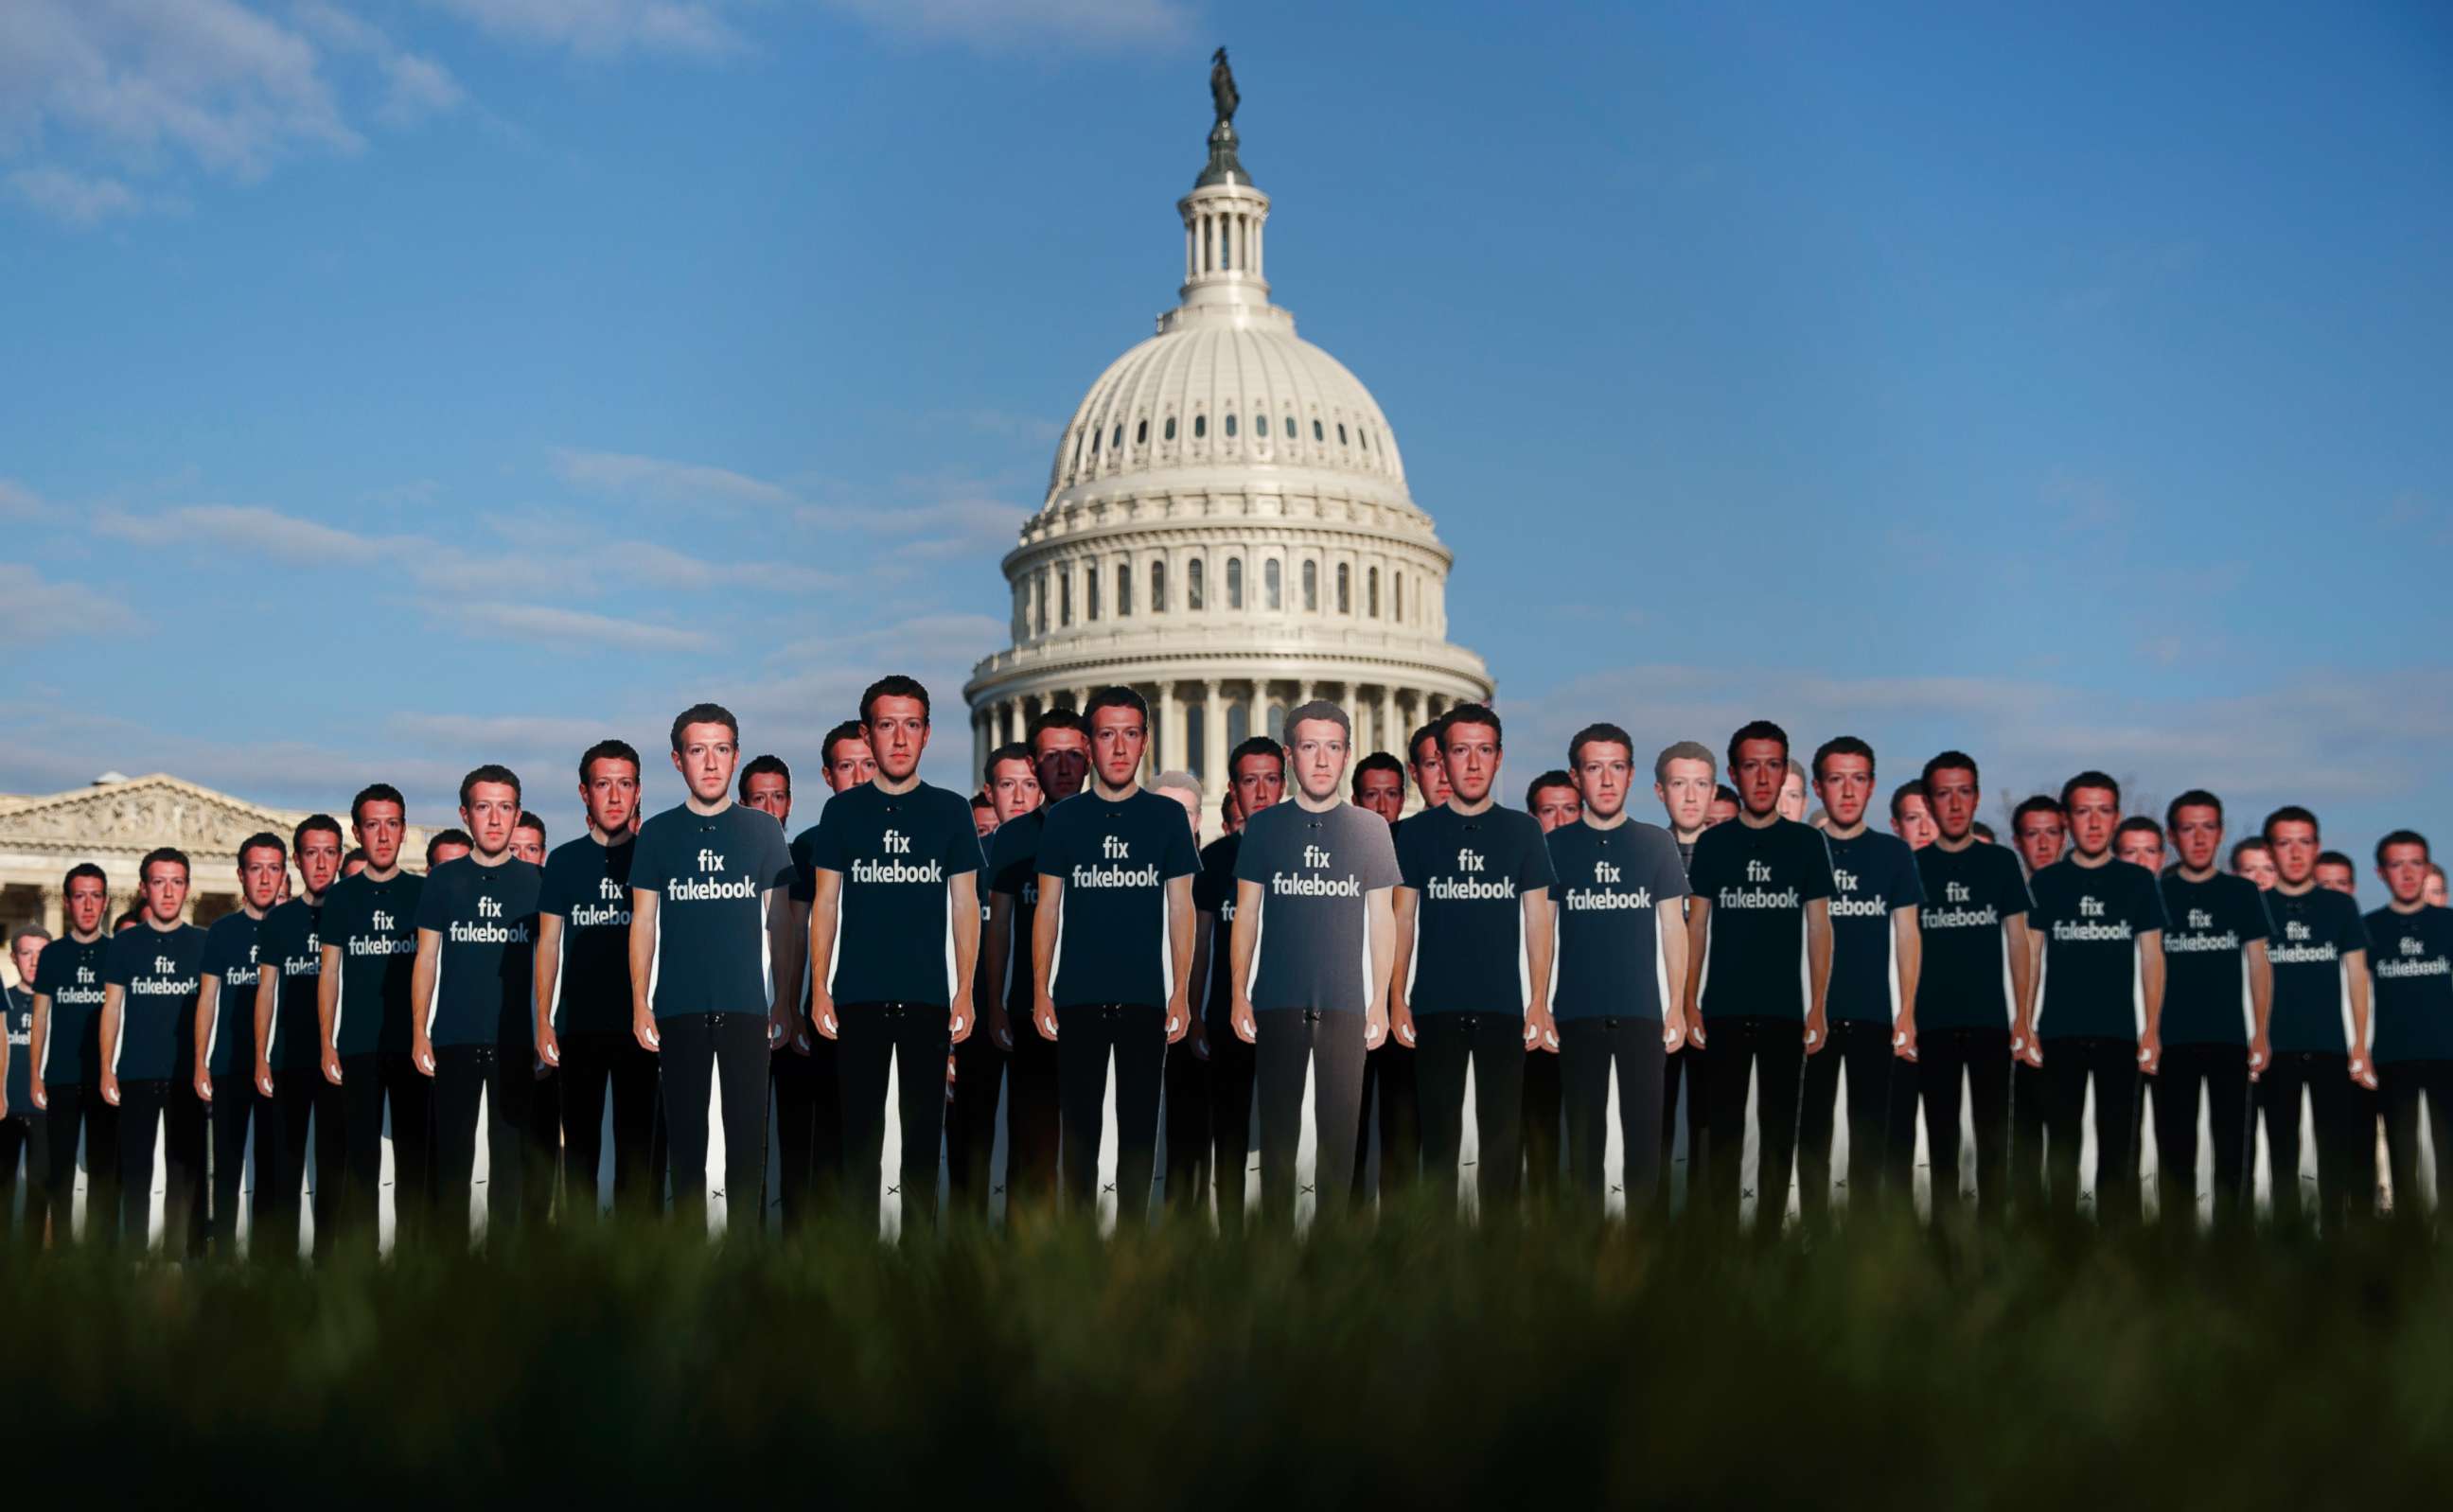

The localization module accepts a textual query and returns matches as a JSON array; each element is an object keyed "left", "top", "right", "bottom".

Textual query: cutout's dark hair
[
  {"left": 1525, "top": 769, "right": 1577, "bottom": 810},
  {"left": 237, "top": 831, "right": 289, "bottom": 870},
  {"left": 139, "top": 846, "right": 190, "bottom": 885},
  {"left": 738, "top": 754, "right": 791, "bottom": 800},
  {"left": 983, "top": 743, "right": 1034, "bottom": 784},
  {"left": 459, "top": 764, "right": 522, "bottom": 809},
  {"left": 1713, "top": 784, "right": 1740, "bottom": 807},
  {"left": 350, "top": 782, "right": 407, "bottom": 827},
  {"left": 1027, "top": 707, "right": 1087, "bottom": 750},
  {"left": 1228, "top": 736, "right": 1285, "bottom": 782},
  {"left": 2165, "top": 789, "right": 2222, "bottom": 832},
  {"left": 1083, "top": 685, "right": 1150, "bottom": 726},
  {"left": 1920, "top": 750, "right": 1979, "bottom": 793},
  {"left": 2376, "top": 829, "right": 2430, "bottom": 867},
  {"left": 1726, "top": 719, "right": 1789, "bottom": 769},
  {"left": 1889, "top": 781, "right": 1928, "bottom": 823},
  {"left": 2011, "top": 795, "right": 2064, "bottom": 834},
  {"left": 669, "top": 702, "right": 738, "bottom": 754},
  {"left": 425, "top": 829, "right": 473, "bottom": 869},
  {"left": 1812, "top": 735, "right": 1875, "bottom": 783},
  {"left": 292, "top": 814, "right": 344, "bottom": 853},
  {"left": 2060, "top": 770, "right": 2121, "bottom": 810},
  {"left": 1439, "top": 702, "right": 1502, "bottom": 749},
  {"left": 62, "top": 861, "right": 107, "bottom": 895},
  {"left": 2262, "top": 805, "right": 2319, "bottom": 842},
  {"left": 579, "top": 738, "right": 642, "bottom": 784},
  {"left": 515, "top": 811, "right": 547, "bottom": 845},
  {"left": 859, "top": 675, "right": 930, "bottom": 727},
  {"left": 2318, "top": 850, "right": 2356, "bottom": 872},
  {"left": 821, "top": 720, "right": 871, "bottom": 769},
  {"left": 1408, "top": 721, "right": 1446, "bottom": 767},
  {"left": 1567, "top": 722, "right": 1633, "bottom": 771},
  {"left": 1351, "top": 752, "right": 1404, "bottom": 795},
  {"left": 2116, "top": 816, "right": 2163, "bottom": 843}
]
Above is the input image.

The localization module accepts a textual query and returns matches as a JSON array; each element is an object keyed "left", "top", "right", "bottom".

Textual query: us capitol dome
[{"left": 962, "top": 70, "right": 1493, "bottom": 810}]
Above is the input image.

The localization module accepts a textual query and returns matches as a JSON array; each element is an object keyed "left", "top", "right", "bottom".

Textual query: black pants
[
  {"left": 0, "top": 1112, "right": 45, "bottom": 1241},
  {"left": 2149, "top": 1043, "right": 2252, "bottom": 1224},
  {"left": 560, "top": 1030, "right": 661, "bottom": 1219},
  {"left": 1918, "top": 1026, "right": 2014, "bottom": 1220},
  {"left": 1414, "top": 1011, "right": 1528, "bottom": 1216},
  {"left": 168, "top": 1081, "right": 207, "bottom": 1257},
  {"left": 115, "top": 1078, "right": 203, "bottom": 1251},
  {"left": 1521, "top": 1047, "right": 1562, "bottom": 1205},
  {"left": 1161, "top": 1029, "right": 1209, "bottom": 1216},
  {"left": 1056, "top": 1003, "right": 1168, "bottom": 1223},
  {"left": 527, "top": 1064, "right": 561, "bottom": 1219},
  {"left": 432, "top": 1045, "right": 550, "bottom": 1240},
  {"left": 837, "top": 1003, "right": 950, "bottom": 1233},
  {"left": 772, "top": 1033, "right": 843, "bottom": 1232},
  {"left": 1798, "top": 1018, "right": 1915, "bottom": 1220},
  {"left": 2011, "top": 1058, "right": 2049, "bottom": 1215},
  {"left": 1698, "top": 1015, "right": 1808, "bottom": 1228},
  {"left": 2378, "top": 1060, "right": 2453, "bottom": 1222},
  {"left": 2041, "top": 1036, "right": 2142, "bottom": 1223},
  {"left": 1206, "top": 1014, "right": 1258, "bottom": 1232},
  {"left": 1661, "top": 1045, "right": 1709, "bottom": 1198},
  {"left": 1003, "top": 1014, "right": 1060, "bottom": 1216},
  {"left": 256, "top": 1067, "right": 343, "bottom": 1261},
  {"left": 2261, "top": 1051, "right": 2366, "bottom": 1231},
  {"left": 379, "top": 1051, "right": 436, "bottom": 1249},
  {"left": 944, "top": 1029, "right": 1002, "bottom": 1220},
  {"left": 206, "top": 1073, "right": 256, "bottom": 1254},
  {"left": 42, "top": 1082, "right": 119, "bottom": 1245},
  {"left": 658, "top": 1012, "right": 771, "bottom": 1232},
  {"left": 1350, "top": 1041, "right": 1421, "bottom": 1203},
  {"left": 1558, "top": 1016, "right": 1667, "bottom": 1210},
  {"left": 1252, "top": 1008, "right": 1368, "bottom": 1229}
]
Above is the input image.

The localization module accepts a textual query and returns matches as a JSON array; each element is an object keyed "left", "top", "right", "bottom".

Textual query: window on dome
[
  {"left": 1394, "top": 571, "right": 1404, "bottom": 623},
  {"left": 1090, "top": 428, "right": 1101, "bottom": 454},
  {"left": 1312, "top": 419, "right": 1323, "bottom": 442},
  {"left": 1193, "top": 414, "right": 1207, "bottom": 439},
  {"left": 1064, "top": 568, "right": 1077, "bottom": 626},
  {"left": 1225, "top": 413, "right": 1237, "bottom": 438},
  {"left": 1164, "top": 416, "right": 1177, "bottom": 442},
  {"left": 1264, "top": 558, "right": 1282, "bottom": 611},
  {"left": 1360, "top": 429, "right": 1370, "bottom": 451},
  {"left": 1368, "top": 566, "right": 1381, "bottom": 618},
  {"left": 1033, "top": 571, "right": 1048, "bottom": 636},
  {"left": 1137, "top": 419, "right": 1148, "bottom": 445},
  {"left": 1151, "top": 559, "right": 1167, "bottom": 613},
  {"left": 1112, "top": 425, "right": 1123, "bottom": 449},
  {"left": 1117, "top": 563, "right": 1132, "bottom": 617},
  {"left": 1337, "top": 423, "right": 1349, "bottom": 446},
  {"left": 1337, "top": 563, "right": 1350, "bottom": 615},
  {"left": 1188, "top": 556, "right": 1206, "bottom": 610},
  {"left": 1226, "top": 556, "right": 1243, "bottom": 609},
  {"left": 1301, "top": 560, "right": 1318, "bottom": 613},
  {"left": 1284, "top": 414, "right": 1297, "bottom": 439}
]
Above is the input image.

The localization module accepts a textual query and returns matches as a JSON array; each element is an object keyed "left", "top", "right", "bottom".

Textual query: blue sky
[{"left": 1, "top": 1, "right": 2446, "bottom": 870}]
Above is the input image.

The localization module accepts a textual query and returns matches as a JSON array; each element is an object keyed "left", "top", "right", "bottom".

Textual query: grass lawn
[{"left": 6, "top": 1205, "right": 2450, "bottom": 1503}]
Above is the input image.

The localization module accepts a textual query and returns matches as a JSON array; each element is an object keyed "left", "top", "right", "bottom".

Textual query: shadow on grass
[{"left": 5, "top": 1202, "right": 2451, "bottom": 1501}]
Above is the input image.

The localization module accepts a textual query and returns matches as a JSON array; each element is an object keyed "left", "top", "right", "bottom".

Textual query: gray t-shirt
[{"left": 1232, "top": 800, "right": 1402, "bottom": 1014}]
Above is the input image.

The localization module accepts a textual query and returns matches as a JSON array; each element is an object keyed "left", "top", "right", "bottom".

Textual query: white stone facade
[{"left": 963, "top": 116, "right": 1491, "bottom": 817}]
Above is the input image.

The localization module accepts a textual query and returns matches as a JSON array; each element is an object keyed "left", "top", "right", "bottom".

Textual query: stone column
[
  {"left": 1156, "top": 680, "right": 1179, "bottom": 779},
  {"left": 40, "top": 886, "right": 62, "bottom": 938},
  {"left": 1378, "top": 686, "right": 1398, "bottom": 759},
  {"left": 1202, "top": 679, "right": 1225, "bottom": 788}
]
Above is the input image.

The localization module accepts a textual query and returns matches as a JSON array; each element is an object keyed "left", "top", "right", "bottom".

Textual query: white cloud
[
  {"left": 99, "top": 501, "right": 375, "bottom": 560},
  {"left": 0, "top": 564, "right": 138, "bottom": 642},
  {"left": 434, "top": 600, "right": 717, "bottom": 652},
  {"left": 419, "top": 0, "right": 745, "bottom": 59},
  {"left": 821, "top": 0, "right": 1195, "bottom": 52},
  {"left": 551, "top": 447, "right": 796, "bottom": 506},
  {"left": 0, "top": 479, "right": 44, "bottom": 517},
  {"left": 294, "top": 1, "right": 466, "bottom": 126},
  {"left": 7, "top": 167, "right": 147, "bottom": 226}
]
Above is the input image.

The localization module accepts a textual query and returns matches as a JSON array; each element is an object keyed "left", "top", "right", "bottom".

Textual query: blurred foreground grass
[{"left": 7, "top": 1204, "right": 2453, "bottom": 1503}]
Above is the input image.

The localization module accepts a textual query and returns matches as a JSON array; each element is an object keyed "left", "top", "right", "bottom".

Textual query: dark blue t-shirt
[
  {"left": 256, "top": 899, "right": 323, "bottom": 1073},
  {"left": 2157, "top": 871, "right": 2271, "bottom": 1048},
  {"left": 2266, "top": 886, "right": 2371, "bottom": 1056},
  {"left": 803, "top": 782, "right": 984, "bottom": 1009},
  {"left": 199, "top": 910, "right": 264, "bottom": 1078},
  {"left": 32, "top": 935, "right": 108, "bottom": 1084},
  {"left": 323, "top": 870, "right": 424, "bottom": 1058},
  {"left": 1544, "top": 818, "right": 1689, "bottom": 1023},
  {"left": 1037, "top": 789, "right": 1201, "bottom": 1009},
  {"left": 1689, "top": 817, "right": 1838, "bottom": 1022},
  {"left": 414, "top": 857, "right": 543, "bottom": 1048},
  {"left": 1396, "top": 803, "right": 1559, "bottom": 1015},
  {"left": 2366, "top": 905, "right": 2453, "bottom": 1064},
  {"left": 1234, "top": 801, "right": 1403, "bottom": 1015},
  {"left": 5, "top": 985, "right": 31, "bottom": 1114},
  {"left": 1913, "top": 840, "right": 2032, "bottom": 1031},
  {"left": 102, "top": 923, "right": 205, "bottom": 1082},
  {"left": 1191, "top": 831, "right": 1244, "bottom": 1028},
  {"left": 538, "top": 835, "right": 636, "bottom": 1035},
  {"left": 1822, "top": 830, "right": 1925, "bottom": 1026},
  {"left": 982, "top": 808, "right": 1049, "bottom": 1016},
  {"left": 2029, "top": 858, "right": 2166, "bottom": 1041},
  {"left": 632, "top": 802, "right": 795, "bottom": 1019}
]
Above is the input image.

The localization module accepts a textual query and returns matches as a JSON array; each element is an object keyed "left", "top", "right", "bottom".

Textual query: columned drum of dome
[{"left": 964, "top": 79, "right": 1492, "bottom": 830}]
